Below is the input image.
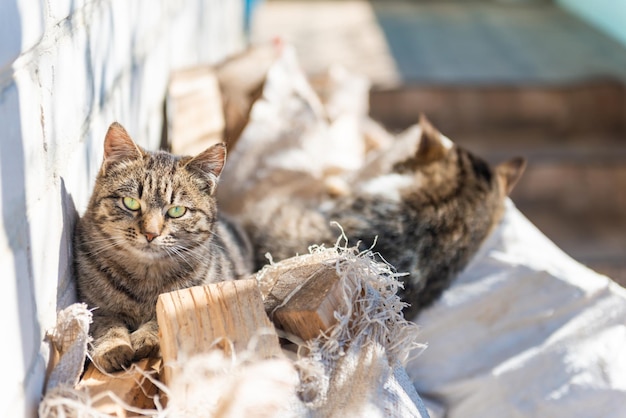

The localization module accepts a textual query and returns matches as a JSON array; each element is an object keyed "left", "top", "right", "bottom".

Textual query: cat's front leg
[
  {"left": 130, "top": 319, "right": 160, "bottom": 361},
  {"left": 90, "top": 317, "right": 134, "bottom": 372}
]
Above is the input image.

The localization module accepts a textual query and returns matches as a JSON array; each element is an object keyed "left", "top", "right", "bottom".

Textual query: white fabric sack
[
  {"left": 217, "top": 45, "right": 370, "bottom": 216},
  {"left": 407, "top": 200, "right": 626, "bottom": 418}
]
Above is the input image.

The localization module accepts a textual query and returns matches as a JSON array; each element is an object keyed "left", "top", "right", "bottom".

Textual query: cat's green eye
[
  {"left": 167, "top": 206, "right": 187, "bottom": 218},
  {"left": 122, "top": 197, "right": 141, "bottom": 211}
]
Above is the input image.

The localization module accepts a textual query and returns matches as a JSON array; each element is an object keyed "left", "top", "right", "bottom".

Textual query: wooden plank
[
  {"left": 260, "top": 264, "right": 325, "bottom": 315},
  {"left": 271, "top": 265, "right": 346, "bottom": 341},
  {"left": 165, "top": 45, "right": 278, "bottom": 157},
  {"left": 166, "top": 66, "right": 225, "bottom": 156},
  {"left": 156, "top": 279, "right": 282, "bottom": 385},
  {"left": 76, "top": 357, "right": 161, "bottom": 417}
]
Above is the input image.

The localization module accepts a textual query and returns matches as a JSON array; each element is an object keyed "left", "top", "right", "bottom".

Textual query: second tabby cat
[
  {"left": 244, "top": 116, "right": 525, "bottom": 319},
  {"left": 74, "top": 123, "right": 252, "bottom": 372}
]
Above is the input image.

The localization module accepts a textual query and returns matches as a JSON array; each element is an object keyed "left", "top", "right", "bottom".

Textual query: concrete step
[
  {"left": 511, "top": 155, "right": 626, "bottom": 276},
  {"left": 369, "top": 81, "right": 626, "bottom": 137}
]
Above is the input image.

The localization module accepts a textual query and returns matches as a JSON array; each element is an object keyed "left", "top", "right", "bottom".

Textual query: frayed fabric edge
[{"left": 285, "top": 233, "right": 425, "bottom": 408}]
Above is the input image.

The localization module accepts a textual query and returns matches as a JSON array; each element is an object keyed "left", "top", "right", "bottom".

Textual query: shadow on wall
[
  {"left": 0, "top": 0, "right": 41, "bottom": 415},
  {"left": 57, "top": 179, "right": 78, "bottom": 310}
]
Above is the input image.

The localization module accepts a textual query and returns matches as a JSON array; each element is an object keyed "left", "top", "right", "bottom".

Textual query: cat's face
[
  {"left": 356, "top": 115, "right": 525, "bottom": 204},
  {"left": 86, "top": 123, "right": 226, "bottom": 262}
]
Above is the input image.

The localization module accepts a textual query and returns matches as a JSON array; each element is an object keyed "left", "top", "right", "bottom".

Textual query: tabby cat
[
  {"left": 74, "top": 122, "right": 252, "bottom": 372},
  {"left": 244, "top": 116, "right": 525, "bottom": 319}
]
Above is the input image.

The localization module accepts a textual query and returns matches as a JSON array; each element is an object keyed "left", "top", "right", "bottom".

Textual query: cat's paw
[
  {"left": 130, "top": 326, "right": 160, "bottom": 360},
  {"left": 92, "top": 338, "right": 134, "bottom": 372}
]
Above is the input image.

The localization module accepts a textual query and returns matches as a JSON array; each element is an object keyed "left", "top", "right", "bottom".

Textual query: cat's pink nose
[{"left": 144, "top": 232, "right": 159, "bottom": 243}]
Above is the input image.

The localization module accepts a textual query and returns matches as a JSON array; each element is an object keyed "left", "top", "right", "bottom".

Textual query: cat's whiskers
[
  {"left": 84, "top": 235, "right": 124, "bottom": 246},
  {"left": 166, "top": 245, "right": 199, "bottom": 269},
  {"left": 86, "top": 237, "right": 126, "bottom": 257},
  {"left": 173, "top": 243, "right": 211, "bottom": 264}
]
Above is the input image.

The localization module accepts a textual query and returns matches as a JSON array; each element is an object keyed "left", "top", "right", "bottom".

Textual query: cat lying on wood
[
  {"left": 74, "top": 115, "right": 523, "bottom": 371},
  {"left": 243, "top": 116, "right": 526, "bottom": 319},
  {"left": 74, "top": 123, "right": 253, "bottom": 372}
]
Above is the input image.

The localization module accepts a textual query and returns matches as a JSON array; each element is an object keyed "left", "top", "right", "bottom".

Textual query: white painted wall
[{"left": 0, "top": 1, "right": 243, "bottom": 416}]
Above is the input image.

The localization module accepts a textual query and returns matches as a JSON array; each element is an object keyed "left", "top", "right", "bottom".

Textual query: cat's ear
[
  {"left": 496, "top": 157, "right": 526, "bottom": 195},
  {"left": 102, "top": 122, "right": 143, "bottom": 170},
  {"left": 415, "top": 114, "right": 453, "bottom": 164},
  {"left": 184, "top": 143, "right": 226, "bottom": 194}
]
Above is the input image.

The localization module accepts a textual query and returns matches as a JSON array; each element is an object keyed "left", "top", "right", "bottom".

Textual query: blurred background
[{"left": 248, "top": 0, "right": 626, "bottom": 285}]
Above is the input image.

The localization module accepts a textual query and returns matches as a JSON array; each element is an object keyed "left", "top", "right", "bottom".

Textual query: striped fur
[
  {"left": 74, "top": 123, "right": 252, "bottom": 371},
  {"left": 245, "top": 116, "right": 525, "bottom": 319}
]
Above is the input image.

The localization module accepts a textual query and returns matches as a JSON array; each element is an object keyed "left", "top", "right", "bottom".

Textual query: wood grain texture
[
  {"left": 156, "top": 279, "right": 282, "bottom": 385},
  {"left": 76, "top": 357, "right": 161, "bottom": 417},
  {"left": 274, "top": 267, "right": 345, "bottom": 341},
  {"left": 167, "top": 66, "right": 225, "bottom": 156},
  {"left": 260, "top": 262, "right": 347, "bottom": 341}
]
